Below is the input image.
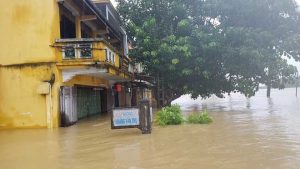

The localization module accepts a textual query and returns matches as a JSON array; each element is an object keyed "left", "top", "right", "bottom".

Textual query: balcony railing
[
  {"left": 53, "top": 38, "right": 133, "bottom": 75},
  {"left": 62, "top": 43, "right": 93, "bottom": 59}
]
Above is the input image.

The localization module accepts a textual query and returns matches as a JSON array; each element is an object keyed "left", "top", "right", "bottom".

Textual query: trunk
[
  {"left": 164, "top": 100, "right": 172, "bottom": 107},
  {"left": 162, "top": 92, "right": 182, "bottom": 107},
  {"left": 267, "top": 85, "right": 271, "bottom": 98}
]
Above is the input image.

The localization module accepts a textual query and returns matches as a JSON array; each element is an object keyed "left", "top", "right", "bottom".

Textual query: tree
[
  {"left": 262, "top": 55, "right": 297, "bottom": 97},
  {"left": 117, "top": 0, "right": 300, "bottom": 106},
  {"left": 209, "top": 0, "right": 299, "bottom": 97}
]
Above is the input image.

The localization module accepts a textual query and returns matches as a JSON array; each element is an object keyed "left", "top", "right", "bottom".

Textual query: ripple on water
[{"left": 0, "top": 88, "right": 300, "bottom": 169}]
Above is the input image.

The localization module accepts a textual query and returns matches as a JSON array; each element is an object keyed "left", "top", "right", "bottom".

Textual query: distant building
[{"left": 0, "top": 0, "right": 137, "bottom": 129}]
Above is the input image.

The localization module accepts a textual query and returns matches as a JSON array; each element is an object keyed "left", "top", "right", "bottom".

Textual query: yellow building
[{"left": 0, "top": 0, "right": 134, "bottom": 129}]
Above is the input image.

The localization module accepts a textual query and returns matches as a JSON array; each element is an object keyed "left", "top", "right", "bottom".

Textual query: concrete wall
[
  {"left": 0, "top": 0, "right": 130, "bottom": 129},
  {"left": 0, "top": 0, "right": 60, "bottom": 65},
  {"left": 0, "top": 65, "right": 61, "bottom": 129},
  {"left": 0, "top": 0, "right": 61, "bottom": 129}
]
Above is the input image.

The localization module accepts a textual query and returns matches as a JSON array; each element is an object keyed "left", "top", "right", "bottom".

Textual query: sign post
[
  {"left": 139, "top": 100, "right": 152, "bottom": 134},
  {"left": 111, "top": 100, "right": 152, "bottom": 134}
]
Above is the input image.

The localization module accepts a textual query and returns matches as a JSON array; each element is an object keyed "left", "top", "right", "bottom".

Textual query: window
[{"left": 106, "top": 48, "right": 116, "bottom": 64}]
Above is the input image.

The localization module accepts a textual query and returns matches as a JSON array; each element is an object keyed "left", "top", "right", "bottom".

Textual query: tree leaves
[{"left": 117, "top": 0, "right": 299, "bottom": 101}]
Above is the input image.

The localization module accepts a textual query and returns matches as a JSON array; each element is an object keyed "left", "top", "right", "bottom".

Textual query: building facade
[{"left": 0, "top": 0, "right": 135, "bottom": 129}]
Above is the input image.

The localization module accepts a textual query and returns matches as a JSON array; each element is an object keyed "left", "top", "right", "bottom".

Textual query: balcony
[{"left": 53, "top": 38, "right": 134, "bottom": 81}]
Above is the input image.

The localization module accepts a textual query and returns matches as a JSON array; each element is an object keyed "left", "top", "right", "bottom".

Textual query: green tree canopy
[{"left": 117, "top": 0, "right": 300, "bottom": 105}]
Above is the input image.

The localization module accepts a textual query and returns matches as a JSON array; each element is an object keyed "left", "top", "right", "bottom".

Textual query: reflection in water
[
  {"left": 268, "top": 98, "right": 274, "bottom": 114},
  {"left": 0, "top": 88, "right": 300, "bottom": 169},
  {"left": 246, "top": 98, "right": 251, "bottom": 109}
]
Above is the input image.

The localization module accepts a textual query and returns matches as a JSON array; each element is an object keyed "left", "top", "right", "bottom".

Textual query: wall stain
[{"left": 11, "top": 4, "right": 32, "bottom": 25}]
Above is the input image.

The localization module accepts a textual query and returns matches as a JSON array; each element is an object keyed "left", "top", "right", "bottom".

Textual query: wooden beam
[
  {"left": 80, "top": 15, "right": 97, "bottom": 21},
  {"left": 75, "top": 16, "right": 81, "bottom": 38},
  {"left": 60, "top": 8, "right": 75, "bottom": 22},
  {"left": 94, "top": 29, "right": 109, "bottom": 35},
  {"left": 62, "top": 0, "right": 81, "bottom": 16},
  {"left": 108, "top": 38, "right": 119, "bottom": 43},
  {"left": 91, "top": 0, "right": 110, "bottom": 3},
  {"left": 84, "top": 21, "right": 98, "bottom": 31}
]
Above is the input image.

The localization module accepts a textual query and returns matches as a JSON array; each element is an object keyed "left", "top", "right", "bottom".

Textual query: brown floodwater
[{"left": 1, "top": 88, "right": 300, "bottom": 169}]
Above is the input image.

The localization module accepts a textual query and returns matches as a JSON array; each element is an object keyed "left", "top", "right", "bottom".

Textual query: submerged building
[{"left": 0, "top": 0, "right": 149, "bottom": 129}]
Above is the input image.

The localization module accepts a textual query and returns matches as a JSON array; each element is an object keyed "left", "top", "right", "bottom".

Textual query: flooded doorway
[
  {"left": 77, "top": 86, "right": 102, "bottom": 119},
  {"left": 60, "top": 86, "right": 107, "bottom": 127}
]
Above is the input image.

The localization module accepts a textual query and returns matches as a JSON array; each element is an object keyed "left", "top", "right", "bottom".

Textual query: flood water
[{"left": 1, "top": 88, "right": 300, "bottom": 169}]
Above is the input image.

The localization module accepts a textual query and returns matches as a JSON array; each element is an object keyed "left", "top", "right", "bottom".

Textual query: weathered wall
[
  {"left": 64, "top": 75, "right": 110, "bottom": 88},
  {"left": 0, "top": 0, "right": 60, "bottom": 65},
  {"left": 0, "top": 65, "right": 61, "bottom": 129},
  {"left": 0, "top": 0, "right": 131, "bottom": 129},
  {"left": 0, "top": 65, "right": 112, "bottom": 129}
]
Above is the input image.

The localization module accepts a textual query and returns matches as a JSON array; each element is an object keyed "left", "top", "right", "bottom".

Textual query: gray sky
[
  {"left": 111, "top": 0, "right": 117, "bottom": 7},
  {"left": 287, "top": 57, "right": 300, "bottom": 72}
]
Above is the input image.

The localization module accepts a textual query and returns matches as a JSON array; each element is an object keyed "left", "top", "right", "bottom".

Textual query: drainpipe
[
  {"left": 46, "top": 87, "right": 53, "bottom": 129},
  {"left": 38, "top": 82, "right": 53, "bottom": 129},
  {"left": 46, "top": 74, "right": 55, "bottom": 129}
]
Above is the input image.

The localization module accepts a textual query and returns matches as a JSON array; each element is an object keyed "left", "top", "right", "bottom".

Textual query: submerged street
[
  {"left": 1, "top": 0, "right": 300, "bottom": 169},
  {"left": 1, "top": 88, "right": 300, "bottom": 169}
]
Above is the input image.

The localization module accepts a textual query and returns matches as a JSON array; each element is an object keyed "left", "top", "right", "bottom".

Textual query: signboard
[{"left": 112, "top": 108, "right": 140, "bottom": 128}]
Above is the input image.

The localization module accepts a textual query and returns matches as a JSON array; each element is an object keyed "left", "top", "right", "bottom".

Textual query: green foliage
[
  {"left": 155, "top": 105, "right": 183, "bottom": 126},
  {"left": 187, "top": 110, "right": 213, "bottom": 124},
  {"left": 117, "top": 0, "right": 300, "bottom": 103}
]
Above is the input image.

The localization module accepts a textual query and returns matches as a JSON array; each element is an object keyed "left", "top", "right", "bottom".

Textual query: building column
[
  {"left": 75, "top": 16, "right": 81, "bottom": 38},
  {"left": 91, "top": 31, "right": 98, "bottom": 38}
]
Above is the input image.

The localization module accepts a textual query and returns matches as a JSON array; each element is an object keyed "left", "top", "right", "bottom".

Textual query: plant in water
[
  {"left": 188, "top": 110, "right": 213, "bottom": 124},
  {"left": 155, "top": 104, "right": 183, "bottom": 126}
]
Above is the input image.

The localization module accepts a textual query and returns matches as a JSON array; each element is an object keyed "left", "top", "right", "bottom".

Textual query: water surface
[{"left": 0, "top": 88, "right": 299, "bottom": 169}]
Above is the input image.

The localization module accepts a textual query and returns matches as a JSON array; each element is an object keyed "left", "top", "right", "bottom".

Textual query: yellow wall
[
  {"left": 64, "top": 75, "right": 109, "bottom": 88},
  {"left": 56, "top": 41, "right": 121, "bottom": 69},
  {"left": 0, "top": 64, "right": 112, "bottom": 129},
  {"left": 0, "top": 0, "right": 131, "bottom": 129},
  {"left": 93, "top": 42, "right": 121, "bottom": 68},
  {"left": 93, "top": 42, "right": 107, "bottom": 62},
  {"left": 0, "top": 0, "right": 60, "bottom": 65},
  {"left": 0, "top": 65, "right": 61, "bottom": 129}
]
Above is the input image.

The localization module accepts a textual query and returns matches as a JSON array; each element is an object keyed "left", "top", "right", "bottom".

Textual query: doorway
[{"left": 60, "top": 86, "right": 107, "bottom": 127}]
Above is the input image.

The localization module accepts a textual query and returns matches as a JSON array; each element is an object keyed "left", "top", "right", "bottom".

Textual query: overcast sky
[{"left": 111, "top": 0, "right": 117, "bottom": 7}]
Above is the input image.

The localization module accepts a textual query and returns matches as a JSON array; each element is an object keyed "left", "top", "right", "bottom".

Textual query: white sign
[{"left": 113, "top": 108, "right": 140, "bottom": 127}]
